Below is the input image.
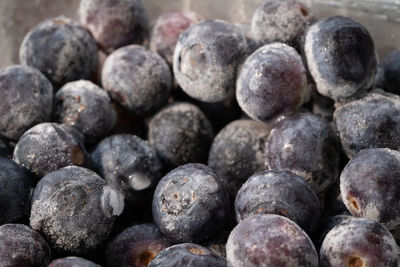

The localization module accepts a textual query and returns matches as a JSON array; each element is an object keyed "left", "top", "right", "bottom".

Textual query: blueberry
[
  {"left": 105, "top": 223, "right": 170, "bottom": 267},
  {"left": 30, "top": 166, "right": 124, "bottom": 255},
  {"left": 91, "top": 134, "right": 163, "bottom": 205},
  {"left": 13, "top": 123, "right": 89, "bottom": 179},
  {"left": 101, "top": 45, "right": 172, "bottom": 117},
  {"left": 148, "top": 243, "right": 226, "bottom": 267},
  {"left": 19, "top": 16, "right": 98, "bottom": 88},
  {"left": 265, "top": 112, "right": 341, "bottom": 194},
  {"left": 48, "top": 257, "right": 100, "bottom": 267},
  {"left": 375, "top": 50, "right": 400, "bottom": 95},
  {"left": 148, "top": 103, "right": 214, "bottom": 169},
  {"left": 226, "top": 214, "right": 318, "bottom": 267},
  {"left": 54, "top": 80, "right": 116, "bottom": 143},
  {"left": 320, "top": 217, "right": 399, "bottom": 267},
  {"left": 0, "top": 65, "right": 53, "bottom": 141},
  {"left": 236, "top": 43, "right": 309, "bottom": 122},
  {"left": 78, "top": 0, "right": 149, "bottom": 53},
  {"left": 304, "top": 16, "right": 377, "bottom": 100},
  {"left": 208, "top": 119, "right": 271, "bottom": 198},
  {"left": 173, "top": 20, "right": 248, "bottom": 102},
  {"left": 152, "top": 163, "right": 229, "bottom": 243},
  {"left": 0, "top": 224, "right": 51, "bottom": 267}
]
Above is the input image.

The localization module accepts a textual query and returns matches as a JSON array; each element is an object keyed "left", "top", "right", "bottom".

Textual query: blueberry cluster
[{"left": 1, "top": 0, "right": 400, "bottom": 266}]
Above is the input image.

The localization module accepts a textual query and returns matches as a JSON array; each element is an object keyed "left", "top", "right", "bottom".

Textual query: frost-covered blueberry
[
  {"left": 0, "top": 224, "right": 51, "bottom": 267},
  {"left": 30, "top": 166, "right": 124, "bottom": 255},
  {"left": 173, "top": 20, "right": 248, "bottom": 102},
  {"left": 236, "top": 43, "right": 309, "bottom": 122},
  {"left": 48, "top": 257, "right": 100, "bottom": 267},
  {"left": 105, "top": 223, "right": 170, "bottom": 267},
  {"left": 375, "top": 50, "right": 400, "bottom": 95},
  {"left": 0, "top": 65, "right": 53, "bottom": 141},
  {"left": 226, "top": 214, "right": 318, "bottom": 267},
  {"left": 148, "top": 243, "right": 226, "bottom": 267},
  {"left": 320, "top": 217, "right": 399, "bottom": 267},
  {"left": 304, "top": 16, "right": 377, "bottom": 101},
  {"left": 13, "top": 123, "right": 89, "bottom": 179},
  {"left": 19, "top": 16, "right": 98, "bottom": 88},
  {"left": 152, "top": 164, "right": 229, "bottom": 243},
  {"left": 265, "top": 112, "right": 341, "bottom": 194},
  {"left": 54, "top": 80, "right": 116, "bottom": 143},
  {"left": 102, "top": 45, "right": 172, "bottom": 117}
]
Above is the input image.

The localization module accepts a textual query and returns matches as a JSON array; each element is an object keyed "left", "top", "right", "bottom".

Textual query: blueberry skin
[
  {"left": 266, "top": 112, "right": 341, "bottom": 194},
  {"left": 226, "top": 214, "right": 319, "bottom": 267},
  {"left": 148, "top": 243, "right": 226, "bottom": 267},
  {"left": 102, "top": 45, "right": 172, "bottom": 117},
  {"left": 173, "top": 20, "right": 248, "bottom": 102},
  {"left": 48, "top": 257, "right": 100, "bottom": 267},
  {"left": 0, "top": 65, "right": 53, "bottom": 141},
  {"left": 13, "top": 123, "right": 89, "bottom": 179},
  {"left": 320, "top": 217, "right": 399, "bottom": 267},
  {"left": 19, "top": 16, "right": 98, "bottom": 88},
  {"left": 375, "top": 50, "right": 400, "bottom": 95},
  {"left": 0, "top": 224, "right": 51, "bottom": 267},
  {"left": 236, "top": 43, "right": 309, "bottom": 122},
  {"left": 30, "top": 166, "right": 124, "bottom": 255},
  {"left": 152, "top": 163, "right": 230, "bottom": 243},
  {"left": 304, "top": 16, "right": 377, "bottom": 100},
  {"left": 105, "top": 223, "right": 171, "bottom": 267},
  {"left": 54, "top": 80, "right": 116, "bottom": 143},
  {"left": 334, "top": 90, "right": 400, "bottom": 158},
  {"left": 91, "top": 134, "right": 163, "bottom": 205}
]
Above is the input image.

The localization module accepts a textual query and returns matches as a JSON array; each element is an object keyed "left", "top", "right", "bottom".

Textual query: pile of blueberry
[{"left": 1, "top": 0, "right": 400, "bottom": 266}]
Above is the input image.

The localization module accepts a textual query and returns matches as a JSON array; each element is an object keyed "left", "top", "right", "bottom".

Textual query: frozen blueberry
[
  {"left": 266, "top": 112, "right": 341, "bottom": 194},
  {"left": 78, "top": 0, "right": 149, "bottom": 53},
  {"left": 0, "top": 65, "right": 53, "bottom": 141},
  {"left": 19, "top": 16, "right": 98, "bottom": 88},
  {"left": 105, "top": 223, "right": 170, "bottom": 267},
  {"left": 30, "top": 166, "right": 124, "bottom": 255},
  {"left": 91, "top": 134, "right": 163, "bottom": 205},
  {"left": 304, "top": 16, "right": 377, "bottom": 101},
  {"left": 0, "top": 224, "right": 51, "bottom": 267},
  {"left": 251, "top": 0, "right": 314, "bottom": 48},
  {"left": 375, "top": 50, "right": 400, "bottom": 95},
  {"left": 236, "top": 43, "right": 309, "bottom": 122},
  {"left": 320, "top": 217, "right": 399, "bottom": 267},
  {"left": 148, "top": 103, "right": 214, "bottom": 169},
  {"left": 208, "top": 119, "right": 271, "bottom": 198},
  {"left": 48, "top": 257, "right": 100, "bottom": 267},
  {"left": 13, "top": 123, "right": 89, "bottom": 179},
  {"left": 54, "top": 80, "right": 116, "bottom": 143},
  {"left": 334, "top": 90, "right": 400, "bottom": 158},
  {"left": 102, "top": 45, "right": 172, "bottom": 117},
  {"left": 152, "top": 163, "right": 229, "bottom": 243},
  {"left": 150, "top": 11, "right": 201, "bottom": 65},
  {"left": 226, "top": 214, "right": 318, "bottom": 267},
  {"left": 148, "top": 243, "right": 226, "bottom": 267},
  {"left": 313, "top": 215, "right": 351, "bottom": 251},
  {"left": 173, "top": 20, "right": 248, "bottom": 102}
]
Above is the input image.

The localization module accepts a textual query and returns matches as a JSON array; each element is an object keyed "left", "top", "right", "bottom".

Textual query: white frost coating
[
  {"left": 363, "top": 202, "right": 381, "bottom": 222},
  {"left": 101, "top": 185, "right": 124, "bottom": 217}
]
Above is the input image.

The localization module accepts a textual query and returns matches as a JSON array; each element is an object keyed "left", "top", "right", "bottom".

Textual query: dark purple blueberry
[
  {"left": 19, "top": 16, "right": 98, "bottom": 88},
  {"left": 304, "top": 16, "right": 377, "bottom": 101},
  {"left": 334, "top": 90, "right": 400, "bottom": 158},
  {"left": 173, "top": 20, "right": 248, "bottom": 102},
  {"left": 152, "top": 163, "right": 229, "bottom": 243},
  {"left": 148, "top": 103, "right": 214, "bottom": 169},
  {"left": 0, "top": 65, "right": 53, "bottom": 141},
  {"left": 30, "top": 166, "right": 124, "bottom": 255},
  {"left": 375, "top": 50, "right": 400, "bottom": 95},
  {"left": 0, "top": 224, "right": 51, "bottom": 267},
  {"left": 236, "top": 43, "right": 309, "bottom": 122},
  {"left": 208, "top": 119, "right": 271, "bottom": 198},
  {"left": 105, "top": 223, "right": 171, "bottom": 267},
  {"left": 266, "top": 112, "right": 341, "bottom": 194},
  {"left": 148, "top": 243, "right": 226, "bottom": 267},
  {"left": 48, "top": 257, "right": 100, "bottom": 267},
  {"left": 54, "top": 80, "right": 116, "bottom": 143},
  {"left": 13, "top": 123, "right": 89, "bottom": 179},
  {"left": 91, "top": 134, "right": 163, "bottom": 205},
  {"left": 313, "top": 215, "right": 351, "bottom": 251},
  {"left": 320, "top": 217, "right": 399, "bottom": 267},
  {"left": 101, "top": 45, "right": 172, "bottom": 117},
  {"left": 226, "top": 214, "right": 318, "bottom": 267},
  {"left": 78, "top": 0, "right": 149, "bottom": 53}
]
